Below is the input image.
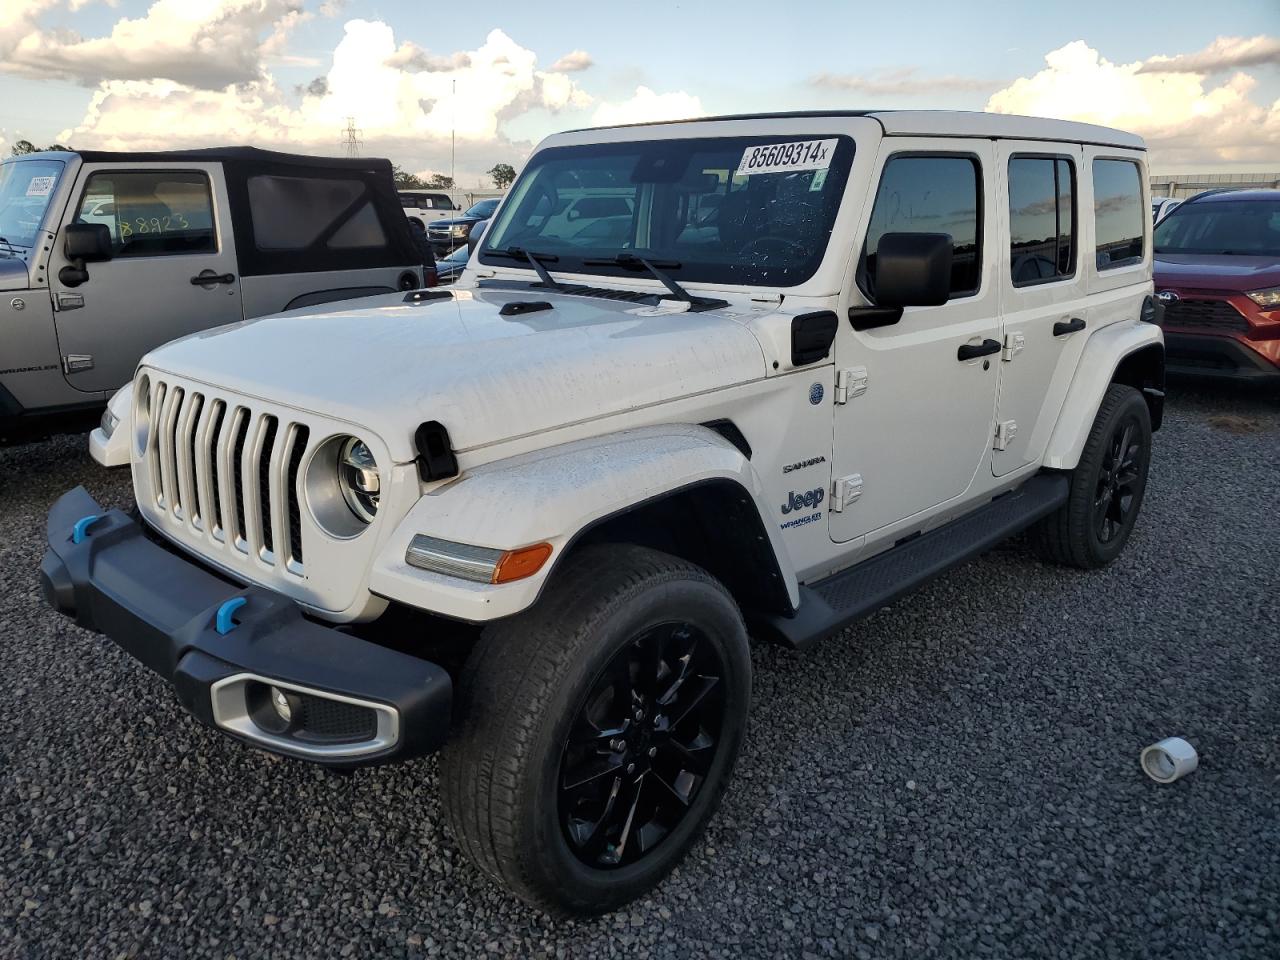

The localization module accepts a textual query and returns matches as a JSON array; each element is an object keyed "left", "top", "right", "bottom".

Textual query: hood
[
  {"left": 429, "top": 215, "right": 484, "bottom": 230},
  {"left": 0, "top": 257, "right": 30, "bottom": 291},
  {"left": 1154, "top": 254, "right": 1280, "bottom": 293},
  {"left": 143, "top": 287, "right": 768, "bottom": 462}
]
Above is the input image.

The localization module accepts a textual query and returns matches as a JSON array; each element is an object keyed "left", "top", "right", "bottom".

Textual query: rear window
[
  {"left": 249, "top": 175, "right": 388, "bottom": 251},
  {"left": 1093, "top": 160, "right": 1145, "bottom": 270}
]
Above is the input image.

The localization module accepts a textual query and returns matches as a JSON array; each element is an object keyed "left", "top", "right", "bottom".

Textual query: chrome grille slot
[{"left": 141, "top": 376, "right": 312, "bottom": 577}]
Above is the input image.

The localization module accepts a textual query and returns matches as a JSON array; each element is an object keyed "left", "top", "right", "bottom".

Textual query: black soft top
[{"left": 48, "top": 147, "right": 423, "bottom": 277}]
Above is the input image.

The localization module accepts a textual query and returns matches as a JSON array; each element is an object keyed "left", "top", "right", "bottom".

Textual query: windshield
[
  {"left": 466, "top": 198, "right": 499, "bottom": 218},
  {"left": 479, "top": 134, "right": 854, "bottom": 287},
  {"left": 444, "top": 244, "right": 470, "bottom": 264},
  {"left": 1154, "top": 196, "right": 1280, "bottom": 257},
  {"left": 0, "top": 158, "right": 64, "bottom": 248}
]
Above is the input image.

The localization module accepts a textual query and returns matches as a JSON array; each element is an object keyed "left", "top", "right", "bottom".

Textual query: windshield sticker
[
  {"left": 809, "top": 168, "right": 829, "bottom": 192},
  {"left": 26, "top": 176, "right": 56, "bottom": 197},
  {"left": 736, "top": 139, "right": 837, "bottom": 177}
]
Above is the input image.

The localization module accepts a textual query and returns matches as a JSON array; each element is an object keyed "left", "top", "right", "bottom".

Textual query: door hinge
[
  {"left": 993, "top": 419, "right": 1018, "bottom": 451},
  {"left": 62, "top": 354, "right": 94, "bottom": 374},
  {"left": 1002, "top": 332, "right": 1025, "bottom": 362},
  {"left": 831, "top": 473, "right": 863, "bottom": 512},
  {"left": 834, "top": 366, "right": 868, "bottom": 404}
]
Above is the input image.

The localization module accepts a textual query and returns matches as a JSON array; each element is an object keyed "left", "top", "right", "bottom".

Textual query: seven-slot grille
[
  {"left": 1161, "top": 297, "right": 1250, "bottom": 332},
  {"left": 145, "top": 379, "right": 311, "bottom": 572}
]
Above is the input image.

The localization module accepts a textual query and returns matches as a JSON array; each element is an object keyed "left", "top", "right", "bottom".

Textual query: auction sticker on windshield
[
  {"left": 737, "top": 139, "right": 837, "bottom": 176},
  {"left": 26, "top": 176, "right": 56, "bottom": 197}
]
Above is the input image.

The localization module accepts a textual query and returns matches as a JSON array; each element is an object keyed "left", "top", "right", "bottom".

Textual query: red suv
[{"left": 1153, "top": 189, "right": 1280, "bottom": 382}]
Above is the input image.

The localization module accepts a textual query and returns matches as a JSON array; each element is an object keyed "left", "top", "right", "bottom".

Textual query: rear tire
[
  {"left": 440, "top": 544, "right": 751, "bottom": 915},
  {"left": 1032, "top": 383, "right": 1152, "bottom": 569}
]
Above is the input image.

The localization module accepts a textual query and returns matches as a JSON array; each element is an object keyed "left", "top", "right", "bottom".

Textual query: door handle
[
  {"left": 957, "top": 338, "right": 1002, "bottom": 361},
  {"left": 190, "top": 271, "right": 236, "bottom": 286},
  {"left": 1053, "top": 317, "right": 1086, "bottom": 337}
]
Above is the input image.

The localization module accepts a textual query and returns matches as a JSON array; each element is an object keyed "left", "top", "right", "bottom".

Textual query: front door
[
  {"left": 830, "top": 142, "right": 1001, "bottom": 545},
  {"left": 50, "top": 163, "right": 241, "bottom": 393}
]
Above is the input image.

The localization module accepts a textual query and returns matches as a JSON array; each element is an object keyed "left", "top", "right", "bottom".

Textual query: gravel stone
[{"left": 1, "top": 382, "right": 1278, "bottom": 958}]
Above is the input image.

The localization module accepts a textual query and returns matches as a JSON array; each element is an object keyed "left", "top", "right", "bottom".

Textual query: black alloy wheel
[
  {"left": 559, "top": 622, "right": 726, "bottom": 869},
  {"left": 1095, "top": 419, "right": 1143, "bottom": 544}
]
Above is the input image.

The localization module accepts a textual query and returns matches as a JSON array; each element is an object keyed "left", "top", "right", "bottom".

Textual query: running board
[{"left": 761, "top": 474, "right": 1069, "bottom": 651}]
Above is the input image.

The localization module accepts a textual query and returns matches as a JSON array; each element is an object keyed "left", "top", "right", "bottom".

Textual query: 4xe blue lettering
[{"left": 781, "top": 487, "right": 825, "bottom": 515}]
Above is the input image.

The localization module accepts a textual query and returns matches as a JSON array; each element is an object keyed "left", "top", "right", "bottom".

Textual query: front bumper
[
  {"left": 1164, "top": 331, "right": 1280, "bottom": 383},
  {"left": 40, "top": 486, "right": 452, "bottom": 767}
]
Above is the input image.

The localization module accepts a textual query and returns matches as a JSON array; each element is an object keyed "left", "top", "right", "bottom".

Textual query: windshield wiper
[
  {"left": 583, "top": 253, "right": 729, "bottom": 312},
  {"left": 584, "top": 253, "right": 692, "bottom": 302},
  {"left": 0, "top": 237, "right": 16, "bottom": 258},
  {"left": 487, "top": 246, "right": 565, "bottom": 290}
]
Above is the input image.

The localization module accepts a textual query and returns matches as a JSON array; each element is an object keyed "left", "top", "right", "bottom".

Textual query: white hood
[{"left": 143, "top": 287, "right": 768, "bottom": 462}]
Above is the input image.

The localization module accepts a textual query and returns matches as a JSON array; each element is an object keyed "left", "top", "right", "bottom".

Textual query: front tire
[
  {"left": 1032, "top": 383, "right": 1152, "bottom": 569},
  {"left": 440, "top": 544, "right": 751, "bottom": 914}
]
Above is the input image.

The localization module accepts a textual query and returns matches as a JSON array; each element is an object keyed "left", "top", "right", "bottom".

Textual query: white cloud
[
  {"left": 56, "top": 22, "right": 594, "bottom": 184},
  {"left": 812, "top": 68, "right": 996, "bottom": 96},
  {"left": 2, "top": 0, "right": 308, "bottom": 89},
  {"left": 591, "top": 86, "right": 703, "bottom": 127},
  {"left": 986, "top": 40, "right": 1280, "bottom": 166},
  {"left": 549, "top": 50, "right": 593, "bottom": 73},
  {"left": 1139, "top": 34, "right": 1280, "bottom": 74}
]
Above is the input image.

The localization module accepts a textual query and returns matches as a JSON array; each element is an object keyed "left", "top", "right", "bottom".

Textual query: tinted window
[
  {"left": 481, "top": 135, "right": 855, "bottom": 287},
  {"left": 1093, "top": 160, "right": 1144, "bottom": 269},
  {"left": 465, "top": 198, "right": 500, "bottom": 218},
  {"left": 1154, "top": 196, "right": 1280, "bottom": 258},
  {"left": 76, "top": 171, "right": 215, "bottom": 257},
  {"left": 862, "top": 155, "right": 982, "bottom": 297},
  {"left": 1008, "top": 157, "right": 1076, "bottom": 286},
  {"left": 248, "top": 175, "right": 387, "bottom": 251}
]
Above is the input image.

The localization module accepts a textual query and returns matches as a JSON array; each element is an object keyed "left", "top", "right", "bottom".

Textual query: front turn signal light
[{"left": 493, "top": 543, "right": 554, "bottom": 584}]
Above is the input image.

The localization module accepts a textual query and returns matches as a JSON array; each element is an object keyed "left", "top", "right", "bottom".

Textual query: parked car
[
  {"left": 0, "top": 147, "right": 430, "bottom": 443},
  {"left": 399, "top": 190, "right": 458, "bottom": 228},
  {"left": 40, "top": 110, "right": 1163, "bottom": 914},
  {"left": 427, "top": 197, "right": 500, "bottom": 255},
  {"left": 1152, "top": 189, "right": 1280, "bottom": 381},
  {"left": 1151, "top": 196, "right": 1182, "bottom": 223},
  {"left": 435, "top": 241, "right": 470, "bottom": 283}
]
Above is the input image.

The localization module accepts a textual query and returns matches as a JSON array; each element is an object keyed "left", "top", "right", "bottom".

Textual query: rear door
[
  {"left": 50, "top": 163, "right": 241, "bottom": 393},
  {"left": 992, "top": 142, "right": 1088, "bottom": 476}
]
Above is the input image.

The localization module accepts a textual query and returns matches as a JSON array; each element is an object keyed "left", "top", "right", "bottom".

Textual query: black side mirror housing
[
  {"left": 63, "top": 223, "right": 113, "bottom": 263},
  {"left": 874, "top": 232, "right": 953, "bottom": 308}
]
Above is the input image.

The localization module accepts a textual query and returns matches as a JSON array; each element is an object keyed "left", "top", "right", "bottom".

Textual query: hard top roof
[
  {"left": 17, "top": 145, "right": 395, "bottom": 173},
  {"left": 565, "top": 109, "right": 1145, "bottom": 150},
  {"left": 1184, "top": 188, "right": 1280, "bottom": 204}
]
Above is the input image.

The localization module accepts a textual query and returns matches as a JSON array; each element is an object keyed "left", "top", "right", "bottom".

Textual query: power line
[{"left": 340, "top": 116, "right": 363, "bottom": 157}]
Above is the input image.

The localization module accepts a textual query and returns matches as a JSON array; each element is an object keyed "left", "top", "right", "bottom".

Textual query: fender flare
[
  {"left": 368, "top": 423, "right": 799, "bottom": 623},
  {"left": 1042, "top": 321, "right": 1164, "bottom": 471}
]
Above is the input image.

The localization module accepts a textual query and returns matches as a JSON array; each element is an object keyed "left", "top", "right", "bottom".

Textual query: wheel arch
[{"left": 1042, "top": 322, "right": 1164, "bottom": 471}]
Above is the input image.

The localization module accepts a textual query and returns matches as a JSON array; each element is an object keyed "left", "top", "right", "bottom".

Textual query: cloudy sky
[{"left": 1, "top": 0, "right": 1277, "bottom": 185}]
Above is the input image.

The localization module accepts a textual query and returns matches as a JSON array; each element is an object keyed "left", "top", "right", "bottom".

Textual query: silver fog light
[
  {"left": 338, "top": 437, "right": 380, "bottom": 523},
  {"left": 271, "top": 686, "right": 294, "bottom": 723}
]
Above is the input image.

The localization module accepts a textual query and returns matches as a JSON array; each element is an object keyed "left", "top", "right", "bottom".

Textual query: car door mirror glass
[
  {"left": 873, "top": 232, "right": 953, "bottom": 308},
  {"left": 63, "top": 222, "right": 113, "bottom": 262}
]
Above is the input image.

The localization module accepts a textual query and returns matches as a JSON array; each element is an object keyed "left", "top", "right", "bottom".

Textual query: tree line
[{"left": 392, "top": 163, "right": 516, "bottom": 191}]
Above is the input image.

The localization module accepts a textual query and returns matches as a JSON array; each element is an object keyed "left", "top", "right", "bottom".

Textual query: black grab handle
[
  {"left": 957, "top": 338, "right": 1002, "bottom": 361},
  {"left": 190, "top": 272, "right": 236, "bottom": 286},
  {"left": 1053, "top": 317, "right": 1087, "bottom": 336}
]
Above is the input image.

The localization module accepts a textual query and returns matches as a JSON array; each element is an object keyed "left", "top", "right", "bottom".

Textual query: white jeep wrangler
[{"left": 40, "top": 110, "right": 1164, "bottom": 914}]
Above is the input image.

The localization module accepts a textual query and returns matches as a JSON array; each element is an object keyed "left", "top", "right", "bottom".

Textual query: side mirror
[
  {"left": 64, "top": 223, "right": 113, "bottom": 263},
  {"left": 874, "top": 232, "right": 952, "bottom": 308}
]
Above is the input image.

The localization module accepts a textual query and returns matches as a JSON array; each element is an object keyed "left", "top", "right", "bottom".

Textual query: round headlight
[{"left": 337, "top": 437, "right": 380, "bottom": 523}]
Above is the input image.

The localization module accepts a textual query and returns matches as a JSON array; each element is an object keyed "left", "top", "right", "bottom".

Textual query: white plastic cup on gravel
[{"left": 1140, "top": 737, "right": 1199, "bottom": 783}]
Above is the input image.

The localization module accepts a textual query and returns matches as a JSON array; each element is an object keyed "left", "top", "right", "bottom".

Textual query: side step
[{"left": 762, "top": 473, "right": 1069, "bottom": 651}]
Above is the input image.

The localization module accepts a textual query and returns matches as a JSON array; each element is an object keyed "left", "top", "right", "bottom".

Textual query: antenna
[{"left": 340, "top": 116, "right": 363, "bottom": 157}]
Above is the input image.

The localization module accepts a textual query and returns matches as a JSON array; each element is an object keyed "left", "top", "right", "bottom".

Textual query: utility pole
[{"left": 340, "top": 116, "right": 363, "bottom": 158}]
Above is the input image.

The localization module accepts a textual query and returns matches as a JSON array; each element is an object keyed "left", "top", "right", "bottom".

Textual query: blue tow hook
[
  {"left": 71, "top": 514, "right": 102, "bottom": 544},
  {"left": 215, "top": 597, "right": 248, "bottom": 635}
]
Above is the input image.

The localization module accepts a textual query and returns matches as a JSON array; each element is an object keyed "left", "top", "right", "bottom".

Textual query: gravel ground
[{"left": 2, "top": 383, "right": 1278, "bottom": 959}]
